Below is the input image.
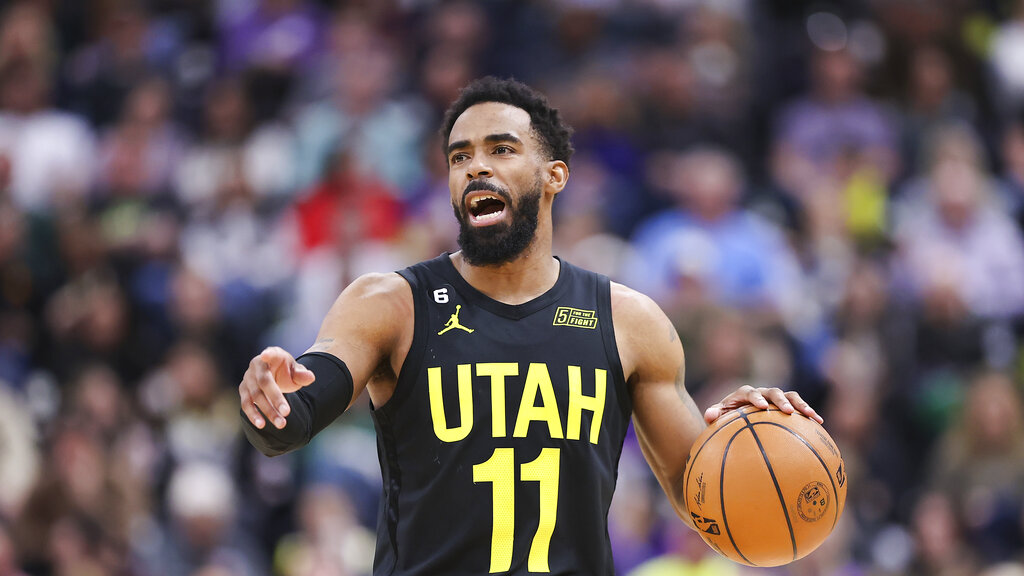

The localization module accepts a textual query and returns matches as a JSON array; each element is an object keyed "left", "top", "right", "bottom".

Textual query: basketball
[{"left": 683, "top": 406, "right": 847, "bottom": 567}]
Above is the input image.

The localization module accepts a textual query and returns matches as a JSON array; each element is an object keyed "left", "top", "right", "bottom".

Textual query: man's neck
[{"left": 450, "top": 243, "right": 561, "bottom": 306}]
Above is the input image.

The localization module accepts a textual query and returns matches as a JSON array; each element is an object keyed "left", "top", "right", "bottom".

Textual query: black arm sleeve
[{"left": 240, "top": 352, "right": 354, "bottom": 457}]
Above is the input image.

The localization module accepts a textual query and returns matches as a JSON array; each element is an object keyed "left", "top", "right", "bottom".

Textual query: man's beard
[{"left": 453, "top": 179, "right": 542, "bottom": 266}]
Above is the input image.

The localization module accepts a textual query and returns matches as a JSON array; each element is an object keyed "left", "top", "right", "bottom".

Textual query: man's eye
[
  {"left": 494, "top": 145, "right": 512, "bottom": 154},
  {"left": 451, "top": 153, "right": 468, "bottom": 163}
]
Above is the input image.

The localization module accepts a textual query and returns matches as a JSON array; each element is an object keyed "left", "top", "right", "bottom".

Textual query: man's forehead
[{"left": 449, "top": 102, "right": 532, "bottom": 142}]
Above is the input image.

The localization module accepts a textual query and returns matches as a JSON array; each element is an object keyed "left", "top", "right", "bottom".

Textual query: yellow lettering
[
  {"left": 521, "top": 448, "right": 560, "bottom": 571},
  {"left": 476, "top": 363, "right": 518, "bottom": 438},
  {"left": 428, "top": 364, "right": 474, "bottom": 442},
  {"left": 567, "top": 367, "right": 606, "bottom": 444},
  {"left": 473, "top": 448, "right": 516, "bottom": 572},
  {"left": 513, "top": 363, "right": 563, "bottom": 439}
]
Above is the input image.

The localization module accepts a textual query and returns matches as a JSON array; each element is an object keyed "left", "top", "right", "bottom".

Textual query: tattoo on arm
[{"left": 309, "top": 337, "right": 335, "bottom": 352}]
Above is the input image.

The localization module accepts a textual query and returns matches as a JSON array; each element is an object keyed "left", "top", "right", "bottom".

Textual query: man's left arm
[{"left": 611, "top": 283, "right": 820, "bottom": 530}]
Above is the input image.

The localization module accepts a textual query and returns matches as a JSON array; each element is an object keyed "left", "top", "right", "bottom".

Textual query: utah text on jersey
[{"left": 427, "top": 362, "right": 606, "bottom": 444}]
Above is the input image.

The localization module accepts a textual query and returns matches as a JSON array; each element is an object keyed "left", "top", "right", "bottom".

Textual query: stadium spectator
[
  {"left": 928, "top": 371, "right": 1024, "bottom": 564},
  {"left": 772, "top": 47, "right": 899, "bottom": 198},
  {"left": 291, "top": 30, "right": 425, "bottom": 192},
  {"left": 628, "top": 147, "right": 809, "bottom": 337},
  {"left": 893, "top": 123, "right": 1024, "bottom": 321},
  {"left": 0, "top": 55, "right": 95, "bottom": 213},
  {"left": 175, "top": 76, "right": 296, "bottom": 209},
  {"left": 146, "top": 462, "right": 266, "bottom": 576}
]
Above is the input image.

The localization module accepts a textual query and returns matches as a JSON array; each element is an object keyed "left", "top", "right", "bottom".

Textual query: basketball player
[{"left": 239, "top": 77, "right": 821, "bottom": 575}]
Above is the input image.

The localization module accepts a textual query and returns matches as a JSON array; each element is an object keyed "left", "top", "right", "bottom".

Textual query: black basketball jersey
[{"left": 370, "top": 253, "right": 632, "bottom": 575}]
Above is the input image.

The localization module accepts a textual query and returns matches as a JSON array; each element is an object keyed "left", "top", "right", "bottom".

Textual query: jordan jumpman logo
[{"left": 438, "top": 304, "right": 474, "bottom": 335}]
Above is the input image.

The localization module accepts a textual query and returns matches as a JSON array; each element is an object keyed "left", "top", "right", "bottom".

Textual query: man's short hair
[{"left": 441, "top": 77, "right": 574, "bottom": 166}]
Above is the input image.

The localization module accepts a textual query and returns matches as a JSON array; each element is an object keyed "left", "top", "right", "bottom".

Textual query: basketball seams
[
  {"left": 682, "top": 407, "right": 750, "bottom": 520},
  {"left": 718, "top": 424, "right": 756, "bottom": 566},
  {"left": 739, "top": 411, "right": 798, "bottom": 563},
  {"left": 681, "top": 405, "right": 766, "bottom": 565},
  {"left": 683, "top": 408, "right": 753, "bottom": 565},
  {"left": 748, "top": 421, "right": 842, "bottom": 532}
]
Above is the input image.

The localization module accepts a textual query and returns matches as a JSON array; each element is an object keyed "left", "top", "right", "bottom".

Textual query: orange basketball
[{"left": 682, "top": 405, "right": 847, "bottom": 567}]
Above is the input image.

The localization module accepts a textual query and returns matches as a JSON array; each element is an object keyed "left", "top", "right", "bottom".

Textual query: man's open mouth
[{"left": 466, "top": 191, "right": 508, "bottom": 226}]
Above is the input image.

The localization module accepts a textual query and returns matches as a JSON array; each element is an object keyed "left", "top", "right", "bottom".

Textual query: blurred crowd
[{"left": 2, "top": 0, "right": 1024, "bottom": 575}]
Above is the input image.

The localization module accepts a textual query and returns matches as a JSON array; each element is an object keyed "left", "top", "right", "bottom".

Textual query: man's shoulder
[
  {"left": 346, "top": 271, "right": 414, "bottom": 303},
  {"left": 608, "top": 281, "right": 681, "bottom": 382},
  {"left": 348, "top": 252, "right": 457, "bottom": 303},
  {"left": 336, "top": 272, "right": 416, "bottom": 343},
  {"left": 609, "top": 281, "right": 666, "bottom": 326}
]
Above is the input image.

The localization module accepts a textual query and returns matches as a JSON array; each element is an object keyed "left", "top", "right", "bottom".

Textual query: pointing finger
[
  {"left": 255, "top": 369, "right": 289, "bottom": 428},
  {"left": 260, "top": 346, "right": 292, "bottom": 369},
  {"left": 239, "top": 389, "right": 265, "bottom": 429}
]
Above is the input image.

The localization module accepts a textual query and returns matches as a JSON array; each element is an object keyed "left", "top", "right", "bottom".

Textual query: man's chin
[{"left": 458, "top": 234, "right": 521, "bottom": 266}]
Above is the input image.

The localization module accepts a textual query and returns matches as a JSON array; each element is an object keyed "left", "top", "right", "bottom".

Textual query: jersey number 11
[{"left": 473, "top": 448, "right": 560, "bottom": 573}]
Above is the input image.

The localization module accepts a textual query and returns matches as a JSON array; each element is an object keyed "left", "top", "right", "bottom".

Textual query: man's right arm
[{"left": 238, "top": 272, "right": 413, "bottom": 456}]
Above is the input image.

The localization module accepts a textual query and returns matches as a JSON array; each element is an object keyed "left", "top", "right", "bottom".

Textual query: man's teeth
[
  {"left": 475, "top": 210, "right": 503, "bottom": 222},
  {"left": 471, "top": 195, "right": 499, "bottom": 209}
]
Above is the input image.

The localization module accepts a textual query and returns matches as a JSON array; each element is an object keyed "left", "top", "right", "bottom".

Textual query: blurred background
[{"left": 1, "top": 0, "right": 1024, "bottom": 574}]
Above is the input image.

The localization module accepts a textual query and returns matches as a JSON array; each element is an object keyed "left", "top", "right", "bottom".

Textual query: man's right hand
[{"left": 239, "top": 346, "right": 316, "bottom": 430}]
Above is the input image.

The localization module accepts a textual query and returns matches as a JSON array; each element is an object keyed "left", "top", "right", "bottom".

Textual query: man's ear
[{"left": 546, "top": 160, "right": 569, "bottom": 195}]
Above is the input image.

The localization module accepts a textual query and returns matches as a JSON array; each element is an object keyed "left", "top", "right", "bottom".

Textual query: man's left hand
[{"left": 703, "top": 385, "right": 822, "bottom": 425}]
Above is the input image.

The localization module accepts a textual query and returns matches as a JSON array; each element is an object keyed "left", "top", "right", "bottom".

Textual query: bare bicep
[
  {"left": 305, "top": 273, "right": 414, "bottom": 405},
  {"left": 612, "top": 282, "right": 705, "bottom": 521}
]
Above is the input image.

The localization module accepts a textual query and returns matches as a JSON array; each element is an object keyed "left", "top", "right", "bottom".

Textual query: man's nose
[{"left": 466, "top": 154, "right": 492, "bottom": 179}]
